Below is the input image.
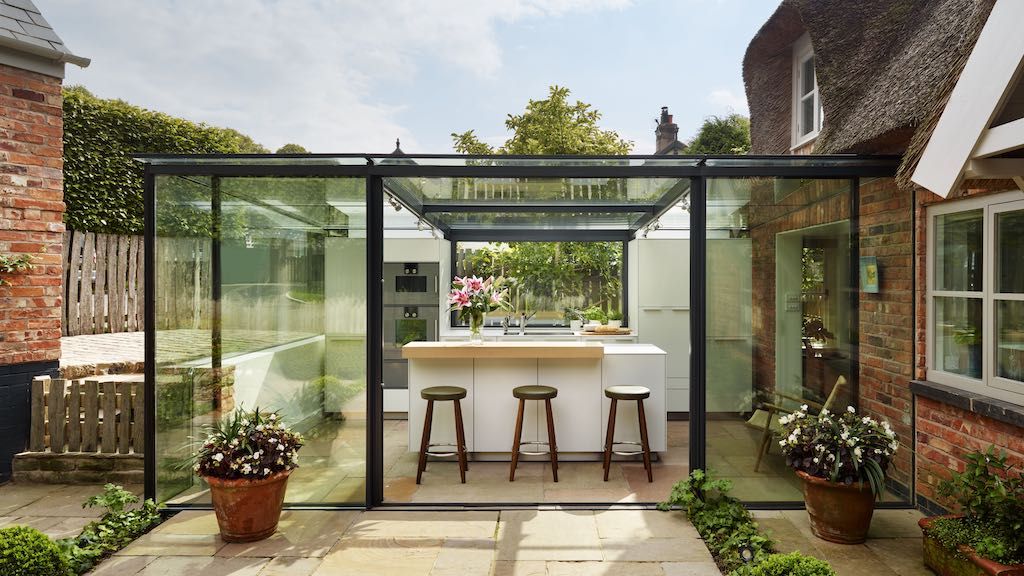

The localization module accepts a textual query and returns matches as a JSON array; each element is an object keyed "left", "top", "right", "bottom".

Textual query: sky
[{"left": 37, "top": 0, "right": 779, "bottom": 155}]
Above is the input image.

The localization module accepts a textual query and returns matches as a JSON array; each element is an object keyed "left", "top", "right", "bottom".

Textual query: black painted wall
[{"left": 0, "top": 360, "right": 58, "bottom": 482}]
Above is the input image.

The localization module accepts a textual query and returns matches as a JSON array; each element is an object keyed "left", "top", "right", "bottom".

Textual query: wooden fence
[
  {"left": 63, "top": 230, "right": 144, "bottom": 336},
  {"left": 29, "top": 376, "right": 145, "bottom": 454}
]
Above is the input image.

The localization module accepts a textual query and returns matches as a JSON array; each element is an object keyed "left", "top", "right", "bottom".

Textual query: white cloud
[
  {"left": 41, "top": 0, "right": 632, "bottom": 153},
  {"left": 707, "top": 88, "right": 749, "bottom": 115}
]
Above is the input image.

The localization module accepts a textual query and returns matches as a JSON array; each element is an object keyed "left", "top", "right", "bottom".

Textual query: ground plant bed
[{"left": 920, "top": 516, "right": 1024, "bottom": 576}]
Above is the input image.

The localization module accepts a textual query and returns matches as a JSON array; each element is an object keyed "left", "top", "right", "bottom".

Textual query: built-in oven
[
  {"left": 383, "top": 262, "right": 439, "bottom": 306},
  {"left": 382, "top": 304, "right": 439, "bottom": 390}
]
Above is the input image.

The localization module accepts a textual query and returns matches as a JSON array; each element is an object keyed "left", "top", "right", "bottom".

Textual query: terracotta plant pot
[
  {"left": 796, "top": 470, "right": 875, "bottom": 544},
  {"left": 204, "top": 469, "right": 291, "bottom": 543},
  {"left": 919, "top": 516, "right": 1024, "bottom": 576}
]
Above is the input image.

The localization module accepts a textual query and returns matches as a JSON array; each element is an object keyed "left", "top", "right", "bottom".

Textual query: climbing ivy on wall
[{"left": 62, "top": 86, "right": 268, "bottom": 235}]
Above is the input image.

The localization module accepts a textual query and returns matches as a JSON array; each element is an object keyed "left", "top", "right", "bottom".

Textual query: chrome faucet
[
  {"left": 518, "top": 311, "right": 536, "bottom": 336},
  {"left": 502, "top": 315, "right": 512, "bottom": 335}
]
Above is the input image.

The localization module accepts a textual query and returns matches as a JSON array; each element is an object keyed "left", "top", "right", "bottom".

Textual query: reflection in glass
[
  {"left": 935, "top": 210, "right": 983, "bottom": 292},
  {"left": 154, "top": 176, "right": 367, "bottom": 506},
  {"left": 998, "top": 301, "right": 1024, "bottom": 382},
  {"left": 997, "top": 209, "right": 1024, "bottom": 294},
  {"left": 934, "top": 296, "right": 983, "bottom": 379}
]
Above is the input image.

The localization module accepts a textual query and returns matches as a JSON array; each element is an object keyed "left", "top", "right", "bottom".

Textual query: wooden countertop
[{"left": 402, "top": 341, "right": 605, "bottom": 359}]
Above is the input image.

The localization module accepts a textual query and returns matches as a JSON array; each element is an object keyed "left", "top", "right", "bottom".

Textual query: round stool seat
[
  {"left": 513, "top": 385, "right": 558, "bottom": 400},
  {"left": 421, "top": 386, "right": 467, "bottom": 401},
  {"left": 604, "top": 385, "right": 650, "bottom": 400}
]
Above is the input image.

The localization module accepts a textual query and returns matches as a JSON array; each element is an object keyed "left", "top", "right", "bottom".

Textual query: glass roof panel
[
  {"left": 372, "top": 156, "right": 702, "bottom": 167},
  {"left": 431, "top": 211, "right": 649, "bottom": 231},
  {"left": 384, "top": 176, "right": 687, "bottom": 206},
  {"left": 136, "top": 155, "right": 369, "bottom": 166}
]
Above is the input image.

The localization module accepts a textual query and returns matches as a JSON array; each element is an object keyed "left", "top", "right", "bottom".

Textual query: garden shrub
[
  {"left": 730, "top": 552, "right": 836, "bottom": 576},
  {"left": 63, "top": 86, "right": 268, "bottom": 235},
  {"left": 928, "top": 446, "right": 1024, "bottom": 565},
  {"left": 57, "top": 484, "right": 161, "bottom": 574},
  {"left": 659, "top": 470, "right": 774, "bottom": 571},
  {"left": 0, "top": 525, "right": 70, "bottom": 576}
]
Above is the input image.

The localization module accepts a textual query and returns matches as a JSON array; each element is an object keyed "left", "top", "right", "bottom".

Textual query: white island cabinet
[{"left": 402, "top": 342, "right": 666, "bottom": 459}]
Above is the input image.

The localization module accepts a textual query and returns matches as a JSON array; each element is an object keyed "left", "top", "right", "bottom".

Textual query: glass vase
[{"left": 469, "top": 310, "right": 485, "bottom": 344}]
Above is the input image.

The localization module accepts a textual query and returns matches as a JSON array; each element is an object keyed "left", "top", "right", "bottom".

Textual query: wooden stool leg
[
  {"left": 509, "top": 398, "right": 525, "bottom": 482},
  {"left": 637, "top": 399, "right": 653, "bottom": 483},
  {"left": 454, "top": 399, "right": 467, "bottom": 484},
  {"left": 603, "top": 398, "right": 617, "bottom": 481},
  {"left": 416, "top": 399, "right": 434, "bottom": 485},
  {"left": 544, "top": 399, "right": 558, "bottom": 483}
]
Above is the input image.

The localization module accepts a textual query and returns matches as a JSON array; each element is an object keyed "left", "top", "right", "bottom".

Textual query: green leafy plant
[
  {"left": 659, "top": 470, "right": 775, "bottom": 571},
  {"left": 730, "top": 552, "right": 836, "bottom": 576},
  {"left": 583, "top": 306, "right": 607, "bottom": 324},
  {"left": 929, "top": 445, "right": 1024, "bottom": 564},
  {"left": 0, "top": 525, "right": 70, "bottom": 576},
  {"left": 56, "top": 484, "right": 160, "bottom": 575},
  {"left": 607, "top": 310, "right": 623, "bottom": 321},
  {"left": 777, "top": 405, "right": 898, "bottom": 498},
  {"left": 563, "top": 307, "right": 586, "bottom": 323},
  {"left": 0, "top": 254, "right": 32, "bottom": 287}
]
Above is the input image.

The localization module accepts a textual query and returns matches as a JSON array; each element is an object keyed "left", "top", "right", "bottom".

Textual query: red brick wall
[
  {"left": 915, "top": 395, "right": 1024, "bottom": 508},
  {"left": 0, "top": 63, "right": 64, "bottom": 366},
  {"left": 858, "top": 177, "right": 914, "bottom": 489}
]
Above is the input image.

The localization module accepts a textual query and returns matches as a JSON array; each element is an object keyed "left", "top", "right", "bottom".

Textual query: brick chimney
[{"left": 655, "top": 106, "right": 679, "bottom": 153}]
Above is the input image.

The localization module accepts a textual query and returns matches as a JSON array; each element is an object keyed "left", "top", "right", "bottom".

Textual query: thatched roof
[{"left": 743, "top": 0, "right": 995, "bottom": 183}]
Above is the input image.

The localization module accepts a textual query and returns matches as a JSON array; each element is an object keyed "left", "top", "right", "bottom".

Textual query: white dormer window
[{"left": 792, "top": 34, "right": 822, "bottom": 147}]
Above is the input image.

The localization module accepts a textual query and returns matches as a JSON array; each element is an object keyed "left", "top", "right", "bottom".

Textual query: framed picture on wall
[{"left": 860, "top": 256, "right": 879, "bottom": 293}]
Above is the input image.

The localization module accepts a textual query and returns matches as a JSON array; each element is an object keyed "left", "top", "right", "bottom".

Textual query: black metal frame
[{"left": 139, "top": 153, "right": 910, "bottom": 511}]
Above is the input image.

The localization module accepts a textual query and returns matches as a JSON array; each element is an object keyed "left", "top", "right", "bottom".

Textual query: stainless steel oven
[
  {"left": 382, "top": 304, "right": 439, "bottom": 390},
  {"left": 383, "top": 262, "right": 439, "bottom": 306}
]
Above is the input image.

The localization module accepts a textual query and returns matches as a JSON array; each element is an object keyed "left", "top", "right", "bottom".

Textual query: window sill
[
  {"left": 910, "top": 379, "right": 1024, "bottom": 429},
  {"left": 790, "top": 134, "right": 818, "bottom": 153}
]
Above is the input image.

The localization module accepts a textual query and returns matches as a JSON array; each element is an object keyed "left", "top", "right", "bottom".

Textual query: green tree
[
  {"left": 685, "top": 113, "right": 750, "bottom": 154},
  {"left": 275, "top": 143, "right": 309, "bottom": 154},
  {"left": 451, "top": 85, "right": 632, "bottom": 155}
]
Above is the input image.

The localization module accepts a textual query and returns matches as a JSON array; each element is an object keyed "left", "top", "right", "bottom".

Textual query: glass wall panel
[
  {"left": 704, "top": 177, "right": 855, "bottom": 502},
  {"left": 154, "top": 175, "right": 367, "bottom": 505}
]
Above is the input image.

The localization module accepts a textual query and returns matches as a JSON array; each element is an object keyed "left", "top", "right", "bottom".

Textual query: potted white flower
[
  {"left": 778, "top": 405, "right": 898, "bottom": 544},
  {"left": 193, "top": 407, "right": 303, "bottom": 542}
]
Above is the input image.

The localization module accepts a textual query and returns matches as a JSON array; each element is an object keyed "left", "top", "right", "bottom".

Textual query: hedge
[{"left": 62, "top": 86, "right": 268, "bottom": 235}]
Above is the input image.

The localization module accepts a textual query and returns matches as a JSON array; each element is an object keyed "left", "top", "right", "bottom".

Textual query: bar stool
[
  {"left": 416, "top": 386, "right": 468, "bottom": 485},
  {"left": 602, "top": 385, "right": 653, "bottom": 483},
  {"left": 509, "top": 385, "right": 559, "bottom": 482}
]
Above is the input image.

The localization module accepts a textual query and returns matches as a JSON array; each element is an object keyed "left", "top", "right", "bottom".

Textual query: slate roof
[{"left": 0, "top": 0, "right": 88, "bottom": 66}]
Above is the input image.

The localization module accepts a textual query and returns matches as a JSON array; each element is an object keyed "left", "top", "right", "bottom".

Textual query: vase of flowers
[
  {"left": 778, "top": 404, "right": 899, "bottom": 544},
  {"left": 447, "top": 275, "right": 512, "bottom": 344},
  {"left": 193, "top": 407, "right": 303, "bottom": 542}
]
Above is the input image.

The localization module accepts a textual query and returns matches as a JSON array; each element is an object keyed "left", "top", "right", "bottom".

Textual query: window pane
[
  {"left": 997, "top": 209, "right": 1024, "bottom": 294},
  {"left": 935, "top": 210, "right": 983, "bottom": 292},
  {"left": 800, "top": 96, "right": 815, "bottom": 137},
  {"left": 997, "top": 300, "right": 1024, "bottom": 382},
  {"left": 454, "top": 241, "right": 623, "bottom": 327},
  {"left": 801, "top": 56, "right": 815, "bottom": 96},
  {"left": 934, "top": 296, "right": 983, "bottom": 378}
]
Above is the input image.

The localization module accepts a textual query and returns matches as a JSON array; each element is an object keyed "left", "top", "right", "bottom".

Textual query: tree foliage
[
  {"left": 63, "top": 86, "right": 269, "bottom": 234},
  {"left": 275, "top": 143, "right": 309, "bottom": 154},
  {"left": 451, "top": 85, "right": 632, "bottom": 155},
  {"left": 685, "top": 113, "right": 750, "bottom": 155}
]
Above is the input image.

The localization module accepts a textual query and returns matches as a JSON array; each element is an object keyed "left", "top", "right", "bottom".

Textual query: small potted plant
[
  {"left": 953, "top": 325, "right": 982, "bottom": 379},
  {"left": 607, "top": 310, "right": 624, "bottom": 329},
  {"left": 564, "top": 308, "right": 585, "bottom": 332},
  {"left": 583, "top": 306, "right": 607, "bottom": 330},
  {"left": 919, "top": 446, "right": 1024, "bottom": 576},
  {"left": 778, "top": 405, "right": 898, "bottom": 544},
  {"left": 193, "top": 407, "right": 303, "bottom": 542}
]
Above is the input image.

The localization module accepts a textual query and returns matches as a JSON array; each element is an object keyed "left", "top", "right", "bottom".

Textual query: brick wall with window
[{"left": 913, "top": 182, "right": 1024, "bottom": 512}]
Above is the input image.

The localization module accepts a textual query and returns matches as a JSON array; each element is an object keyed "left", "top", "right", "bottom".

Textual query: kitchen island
[{"left": 402, "top": 341, "right": 666, "bottom": 459}]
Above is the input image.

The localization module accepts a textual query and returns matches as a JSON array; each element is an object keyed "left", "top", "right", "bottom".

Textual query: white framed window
[
  {"left": 927, "top": 190, "right": 1024, "bottom": 405},
  {"left": 792, "top": 34, "right": 822, "bottom": 148}
]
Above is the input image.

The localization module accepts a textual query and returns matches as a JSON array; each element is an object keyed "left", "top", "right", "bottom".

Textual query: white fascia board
[
  {"left": 974, "top": 116, "right": 1024, "bottom": 158},
  {"left": 911, "top": 0, "right": 1024, "bottom": 197}
]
